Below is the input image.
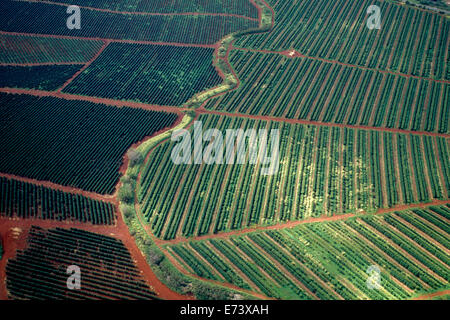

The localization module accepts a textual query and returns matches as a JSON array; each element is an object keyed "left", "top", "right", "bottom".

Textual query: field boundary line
[
  {"left": 0, "top": 87, "right": 186, "bottom": 114},
  {"left": 0, "top": 172, "right": 114, "bottom": 202},
  {"left": 156, "top": 199, "right": 450, "bottom": 245},
  {"left": 413, "top": 289, "right": 450, "bottom": 300},
  {"left": 198, "top": 109, "right": 450, "bottom": 138},
  {"left": 58, "top": 40, "right": 109, "bottom": 92},
  {"left": 0, "top": 31, "right": 217, "bottom": 48}
]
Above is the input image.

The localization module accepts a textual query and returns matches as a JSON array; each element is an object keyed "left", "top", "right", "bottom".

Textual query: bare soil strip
[
  {"left": 413, "top": 289, "right": 450, "bottom": 300},
  {"left": 0, "top": 31, "right": 217, "bottom": 48},
  {"left": 156, "top": 200, "right": 450, "bottom": 245},
  {"left": 58, "top": 40, "right": 110, "bottom": 92},
  {"left": 199, "top": 109, "right": 450, "bottom": 138}
]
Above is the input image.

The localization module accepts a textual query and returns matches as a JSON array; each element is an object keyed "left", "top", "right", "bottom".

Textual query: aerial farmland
[{"left": 0, "top": 0, "right": 448, "bottom": 310}]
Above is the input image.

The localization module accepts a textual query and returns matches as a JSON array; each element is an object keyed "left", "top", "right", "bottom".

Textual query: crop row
[
  {"left": 6, "top": 226, "right": 156, "bottom": 299},
  {"left": 0, "top": 93, "right": 177, "bottom": 194},
  {"left": 139, "top": 114, "right": 448, "bottom": 239},
  {"left": 0, "top": 34, "right": 105, "bottom": 64},
  {"left": 0, "top": 65, "right": 81, "bottom": 91},
  {"left": 63, "top": 43, "right": 222, "bottom": 106},
  {"left": 206, "top": 51, "right": 449, "bottom": 133},
  {"left": 41, "top": 0, "right": 259, "bottom": 17},
  {"left": 0, "top": 176, "right": 115, "bottom": 225},
  {"left": 234, "top": 0, "right": 449, "bottom": 80},
  {"left": 166, "top": 206, "right": 450, "bottom": 299},
  {"left": 0, "top": 0, "right": 257, "bottom": 44}
]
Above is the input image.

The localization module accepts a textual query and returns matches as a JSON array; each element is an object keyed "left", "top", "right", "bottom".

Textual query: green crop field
[
  {"left": 63, "top": 44, "right": 223, "bottom": 106},
  {"left": 205, "top": 51, "right": 449, "bottom": 133},
  {"left": 165, "top": 205, "right": 450, "bottom": 299},
  {"left": 235, "top": 0, "right": 449, "bottom": 80}
]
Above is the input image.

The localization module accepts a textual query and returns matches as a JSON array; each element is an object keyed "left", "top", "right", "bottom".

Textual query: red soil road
[
  {"left": 155, "top": 199, "right": 450, "bottom": 245},
  {"left": 0, "top": 88, "right": 186, "bottom": 114},
  {"left": 413, "top": 289, "right": 450, "bottom": 300},
  {"left": 0, "top": 62, "right": 85, "bottom": 66},
  {"left": 234, "top": 47, "right": 450, "bottom": 85},
  {"left": 0, "top": 214, "right": 189, "bottom": 300},
  {"left": 21, "top": 0, "right": 259, "bottom": 21},
  {"left": 58, "top": 40, "right": 110, "bottom": 92},
  {"left": 198, "top": 109, "right": 450, "bottom": 139},
  {"left": 0, "top": 114, "right": 188, "bottom": 300},
  {"left": 0, "top": 31, "right": 217, "bottom": 48}
]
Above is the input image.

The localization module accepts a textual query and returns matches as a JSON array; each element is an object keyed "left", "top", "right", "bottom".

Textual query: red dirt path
[
  {"left": 155, "top": 199, "right": 450, "bottom": 245},
  {"left": 58, "top": 40, "right": 109, "bottom": 92},
  {"left": 0, "top": 88, "right": 186, "bottom": 114},
  {"left": 413, "top": 289, "right": 450, "bottom": 300},
  {"left": 0, "top": 31, "right": 217, "bottom": 48},
  {"left": 198, "top": 109, "right": 450, "bottom": 138}
]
